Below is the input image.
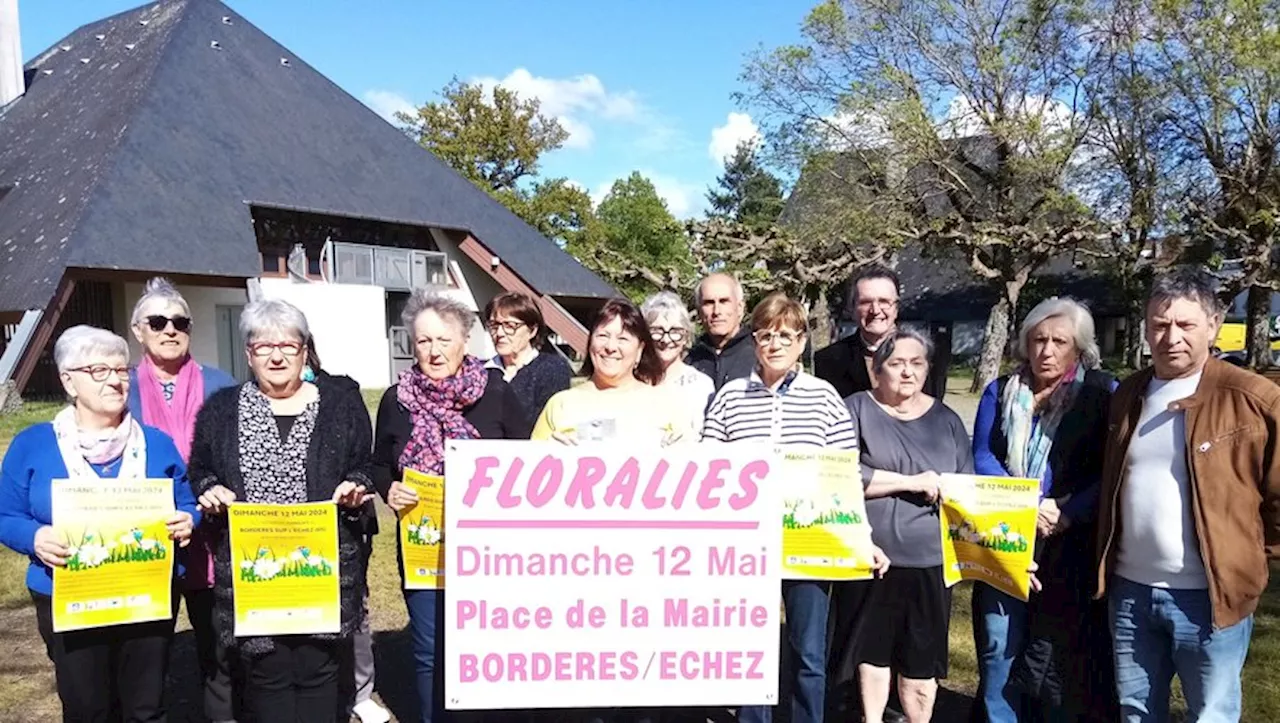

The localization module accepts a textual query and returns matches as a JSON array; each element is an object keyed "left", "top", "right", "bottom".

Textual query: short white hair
[
  {"left": 54, "top": 325, "right": 130, "bottom": 373},
  {"left": 693, "top": 273, "right": 744, "bottom": 308},
  {"left": 240, "top": 298, "right": 309, "bottom": 344},
  {"left": 641, "top": 291, "right": 696, "bottom": 347},
  {"left": 1016, "top": 296, "right": 1101, "bottom": 369},
  {"left": 131, "top": 277, "right": 190, "bottom": 327},
  {"left": 401, "top": 289, "right": 476, "bottom": 337}
]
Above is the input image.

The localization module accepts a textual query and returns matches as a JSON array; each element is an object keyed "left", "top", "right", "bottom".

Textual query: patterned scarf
[
  {"left": 1000, "top": 363, "right": 1087, "bottom": 481},
  {"left": 52, "top": 406, "right": 148, "bottom": 479},
  {"left": 397, "top": 355, "right": 487, "bottom": 475},
  {"left": 236, "top": 383, "right": 318, "bottom": 504}
]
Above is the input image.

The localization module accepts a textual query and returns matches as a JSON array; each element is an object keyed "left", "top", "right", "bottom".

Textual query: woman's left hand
[
  {"left": 870, "top": 545, "right": 892, "bottom": 577},
  {"left": 332, "top": 481, "right": 374, "bottom": 509},
  {"left": 166, "top": 511, "right": 195, "bottom": 547},
  {"left": 1028, "top": 560, "right": 1042, "bottom": 593}
]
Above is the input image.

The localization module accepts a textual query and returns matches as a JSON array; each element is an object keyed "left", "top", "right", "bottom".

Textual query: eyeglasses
[
  {"left": 69, "top": 365, "right": 130, "bottom": 383},
  {"left": 144, "top": 315, "right": 191, "bottom": 333},
  {"left": 651, "top": 327, "right": 688, "bottom": 343},
  {"left": 752, "top": 330, "right": 802, "bottom": 347},
  {"left": 248, "top": 341, "right": 303, "bottom": 358},
  {"left": 487, "top": 320, "right": 526, "bottom": 336}
]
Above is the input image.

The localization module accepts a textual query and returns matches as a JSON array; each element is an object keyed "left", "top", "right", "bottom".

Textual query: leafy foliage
[{"left": 706, "top": 141, "right": 786, "bottom": 231}]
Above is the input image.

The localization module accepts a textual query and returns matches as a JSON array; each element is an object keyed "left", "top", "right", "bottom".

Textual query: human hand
[
  {"left": 914, "top": 471, "right": 942, "bottom": 504},
  {"left": 166, "top": 511, "right": 195, "bottom": 547},
  {"left": 870, "top": 545, "right": 892, "bottom": 578},
  {"left": 34, "top": 526, "right": 70, "bottom": 568},
  {"left": 387, "top": 481, "right": 419, "bottom": 512},
  {"left": 1038, "top": 497, "right": 1062, "bottom": 533},
  {"left": 332, "top": 481, "right": 374, "bottom": 509},
  {"left": 197, "top": 485, "right": 236, "bottom": 515},
  {"left": 551, "top": 430, "right": 579, "bottom": 446},
  {"left": 1029, "top": 560, "right": 1042, "bottom": 593}
]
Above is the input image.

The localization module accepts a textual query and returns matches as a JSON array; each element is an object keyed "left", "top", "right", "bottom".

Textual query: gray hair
[
  {"left": 870, "top": 325, "right": 935, "bottom": 376},
  {"left": 1148, "top": 265, "right": 1225, "bottom": 318},
  {"left": 131, "top": 277, "right": 190, "bottom": 327},
  {"left": 1016, "top": 296, "right": 1101, "bottom": 369},
  {"left": 54, "top": 325, "right": 130, "bottom": 373},
  {"left": 693, "top": 273, "right": 744, "bottom": 308},
  {"left": 239, "top": 298, "right": 310, "bottom": 344},
  {"left": 641, "top": 291, "right": 696, "bottom": 348},
  {"left": 401, "top": 288, "right": 477, "bottom": 336}
]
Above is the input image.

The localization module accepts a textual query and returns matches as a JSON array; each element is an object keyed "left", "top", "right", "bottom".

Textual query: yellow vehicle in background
[{"left": 1214, "top": 322, "right": 1280, "bottom": 354}]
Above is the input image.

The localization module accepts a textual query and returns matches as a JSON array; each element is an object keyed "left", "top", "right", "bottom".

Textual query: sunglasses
[{"left": 145, "top": 315, "right": 191, "bottom": 333}]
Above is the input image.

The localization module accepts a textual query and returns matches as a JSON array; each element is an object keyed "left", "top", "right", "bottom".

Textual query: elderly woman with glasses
[
  {"left": 372, "top": 290, "right": 532, "bottom": 723},
  {"left": 0, "top": 325, "right": 198, "bottom": 722},
  {"left": 970, "top": 297, "right": 1117, "bottom": 723},
  {"left": 125, "top": 277, "right": 239, "bottom": 723},
  {"left": 188, "top": 299, "right": 374, "bottom": 723},
  {"left": 484, "top": 291, "right": 572, "bottom": 427},
  {"left": 703, "top": 292, "right": 890, "bottom": 723},
  {"left": 833, "top": 326, "right": 973, "bottom": 723},
  {"left": 641, "top": 290, "right": 715, "bottom": 430}
]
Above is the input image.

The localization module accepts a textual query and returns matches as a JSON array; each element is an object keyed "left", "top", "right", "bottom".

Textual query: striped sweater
[{"left": 701, "top": 369, "right": 857, "bottom": 450}]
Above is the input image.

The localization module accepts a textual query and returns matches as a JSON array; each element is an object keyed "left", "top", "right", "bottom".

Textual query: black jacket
[
  {"left": 813, "top": 332, "right": 949, "bottom": 400},
  {"left": 370, "top": 368, "right": 531, "bottom": 500},
  {"left": 687, "top": 328, "right": 756, "bottom": 392},
  {"left": 188, "top": 374, "right": 374, "bottom": 651}
]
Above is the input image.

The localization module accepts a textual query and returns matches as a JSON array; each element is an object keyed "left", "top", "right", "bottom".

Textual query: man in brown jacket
[{"left": 1096, "top": 266, "right": 1280, "bottom": 722}]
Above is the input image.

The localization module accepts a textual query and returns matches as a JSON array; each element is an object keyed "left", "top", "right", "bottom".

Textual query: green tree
[
  {"left": 590, "top": 173, "right": 695, "bottom": 301},
  {"left": 740, "top": 0, "right": 1107, "bottom": 392},
  {"left": 397, "top": 78, "right": 598, "bottom": 251},
  {"left": 706, "top": 141, "right": 786, "bottom": 230},
  {"left": 397, "top": 77, "right": 567, "bottom": 193}
]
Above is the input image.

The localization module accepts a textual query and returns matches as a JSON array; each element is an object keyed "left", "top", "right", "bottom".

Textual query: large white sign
[{"left": 443, "top": 440, "right": 782, "bottom": 710}]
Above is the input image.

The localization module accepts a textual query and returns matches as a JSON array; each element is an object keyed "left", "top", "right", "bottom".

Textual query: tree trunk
[
  {"left": 1125, "top": 303, "right": 1144, "bottom": 371},
  {"left": 809, "top": 292, "right": 833, "bottom": 351},
  {"left": 1246, "top": 284, "right": 1273, "bottom": 369},
  {"left": 971, "top": 295, "right": 1013, "bottom": 394}
]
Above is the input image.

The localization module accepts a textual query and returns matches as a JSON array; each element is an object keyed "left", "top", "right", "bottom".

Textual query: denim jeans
[
  {"left": 738, "top": 581, "right": 829, "bottom": 723},
  {"left": 972, "top": 583, "right": 1029, "bottom": 723},
  {"left": 1109, "top": 576, "right": 1253, "bottom": 723},
  {"left": 405, "top": 589, "right": 446, "bottom": 723}
]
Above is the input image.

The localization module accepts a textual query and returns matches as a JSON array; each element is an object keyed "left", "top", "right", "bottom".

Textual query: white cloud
[
  {"left": 708, "top": 112, "right": 761, "bottom": 164},
  {"left": 472, "top": 68, "right": 645, "bottom": 150},
  {"left": 591, "top": 171, "right": 706, "bottom": 220},
  {"left": 362, "top": 89, "right": 417, "bottom": 125}
]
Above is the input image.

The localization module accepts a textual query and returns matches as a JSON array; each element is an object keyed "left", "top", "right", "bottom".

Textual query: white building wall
[
  {"left": 115, "top": 281, "right": 249, "bottom": 372},
  {"left": 257, "top": 278, "right": 391, "bottom": 389}
]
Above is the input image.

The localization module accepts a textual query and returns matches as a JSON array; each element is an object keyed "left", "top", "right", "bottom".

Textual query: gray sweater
[{"left": 846, "top": 391, "right": 975, "bottom": 568}]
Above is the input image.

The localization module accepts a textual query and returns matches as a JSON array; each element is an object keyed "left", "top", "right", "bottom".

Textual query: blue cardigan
[
  {"left": 972, "top": 377, "right": 1118, "bottom": 524},
  {"left": 0, "top": 423, "right": 200, "bottom": 596}
]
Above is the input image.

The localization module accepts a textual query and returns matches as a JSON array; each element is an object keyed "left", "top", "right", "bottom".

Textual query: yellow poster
[
  {"left": 51, "top": 479, "right": 176, "bottom": 633},
  {"left": 777, "top": 448, "right": 876, "bottom": 580},
  {"left": 939, "top": 474, "right": 1040, "bottom": 600},
  {"left": 399, "top": 468, "right": 445, "bottom": 590},
  {"left": 228, "top": 502, "right": 340, "bottom": 637}
]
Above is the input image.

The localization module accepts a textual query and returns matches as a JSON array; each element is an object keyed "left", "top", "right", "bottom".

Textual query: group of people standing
[{"left": 1, "top": 261, "right": 1277, "bottom": 723}]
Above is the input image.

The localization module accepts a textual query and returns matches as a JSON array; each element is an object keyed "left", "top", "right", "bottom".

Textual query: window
[
  {"left": 333, "top": 244, "right": 374, "bottom": 284},
  {"left": 374, "top": 247, "right": 412, "bottom": 290},
  {"left": 306, "top": 248, "right": 323, "bottom": 277},
  {"left": 261, "top": 253, "right": 283, "bottom": 275},
  {"left": 411, "top": 251, "right": 450, "bottom": 288}
]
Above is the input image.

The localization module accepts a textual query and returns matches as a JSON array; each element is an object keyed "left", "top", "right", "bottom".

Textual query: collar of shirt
[{"left": 747, "top": 368, "right": 799, "bottom": 396}]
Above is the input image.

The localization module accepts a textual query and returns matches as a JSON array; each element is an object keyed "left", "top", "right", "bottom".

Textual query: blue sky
[{"left": 16, "top": 0, "right": 810, "bottom": 219}]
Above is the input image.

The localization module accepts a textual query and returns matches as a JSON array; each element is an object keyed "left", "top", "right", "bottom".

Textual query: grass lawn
[{"left": 1, "top": 389, "right": 1279, "bottom": 721}]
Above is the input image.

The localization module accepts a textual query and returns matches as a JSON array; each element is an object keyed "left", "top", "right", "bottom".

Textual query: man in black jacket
[
  {"left": 686, "top": 272, "right": 757, "bottom": 391},
  {"left": 813, "top": 265, "right": 949, "bottom": 400}
]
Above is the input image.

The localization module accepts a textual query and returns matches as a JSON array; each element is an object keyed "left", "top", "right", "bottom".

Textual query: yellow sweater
[{"left": 530, "top": 381, "right": 698, "bottom": 444}]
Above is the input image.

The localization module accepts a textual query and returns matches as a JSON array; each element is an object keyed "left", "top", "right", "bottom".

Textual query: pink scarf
[
  {"left": 397, "top": 356, "right": 487, "bottom": 475},
  {"left": 136, "top": 354, "right": 204, "bottom": 461},
  {"left": 137, "top": 354, "right": 210, "bottom": 588}
]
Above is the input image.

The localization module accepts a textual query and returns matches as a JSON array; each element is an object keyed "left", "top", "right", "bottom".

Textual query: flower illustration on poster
[
  {"left": 64, "top": 526, "right": 169, "bottom": 572},
  {"left": 238, "top": 545, "right": 334, "bottom": 582}
]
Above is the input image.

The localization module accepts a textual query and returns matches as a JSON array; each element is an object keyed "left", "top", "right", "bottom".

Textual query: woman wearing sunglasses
[
  {"left": 126, "top": 277, "right": 240, "bottom": 723},
  {"left": 641, "top": 290, "right": 715, "bottom": 430}
]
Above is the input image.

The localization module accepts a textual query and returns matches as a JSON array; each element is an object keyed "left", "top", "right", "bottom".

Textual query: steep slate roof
[{"left": 0, "top": 0, "right": 616, "bottom": 312}]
